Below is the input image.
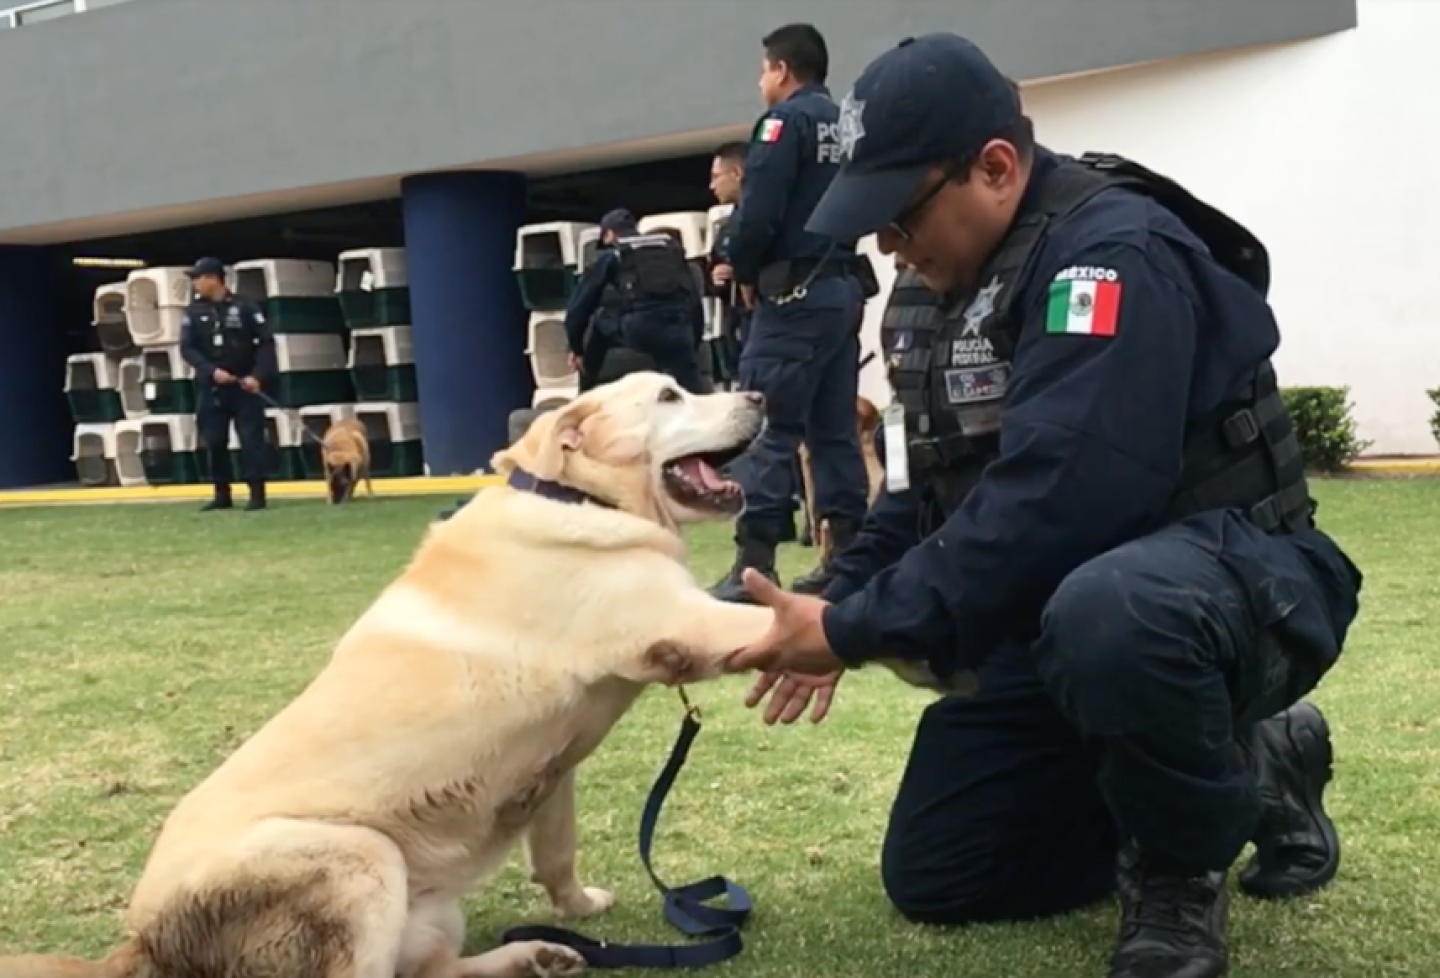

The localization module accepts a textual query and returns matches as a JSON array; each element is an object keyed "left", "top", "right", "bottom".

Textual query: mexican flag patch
[
  {"left": 756, "top": 118, "right": 785, "bottom": 143},
  {"left": 1045, "top": 268, "right": 1122, "bottom": 337}
]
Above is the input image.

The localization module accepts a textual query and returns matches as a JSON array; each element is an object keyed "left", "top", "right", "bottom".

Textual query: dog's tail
[{"left": 0, "top": 940, "right": 148, "bottom": 978}]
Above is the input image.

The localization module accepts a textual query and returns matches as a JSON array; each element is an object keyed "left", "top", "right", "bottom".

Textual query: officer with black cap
[
  {"left": 563, "top": 208, "right": 707, "bottom": 394},
  {"left": 709, "top": 23, "right": 872, "bottom": 602},
  {"left": 723, "top": 33, "right": 1363, "bottom": 978},
  {"left": 179, "top": 257, "right": 276, "bottom": 512}
]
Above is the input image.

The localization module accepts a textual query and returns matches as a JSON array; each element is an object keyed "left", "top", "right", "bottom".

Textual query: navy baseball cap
[
  {"left": 186, "top": 256, "right": 226, "bottom": 278},
  {"left": 600, "top": 208, "right": 637, "bottom": 233},
  {"left": 807, "top": 33, "right": 1023, "bottom": 241}
]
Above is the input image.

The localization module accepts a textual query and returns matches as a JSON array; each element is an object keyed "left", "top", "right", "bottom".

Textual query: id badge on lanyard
[{"left": 883, "top": 402, "right": 910, "bottom": 494}]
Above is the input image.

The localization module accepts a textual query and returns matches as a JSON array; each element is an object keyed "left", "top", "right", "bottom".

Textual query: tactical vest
[
  {"left": 907, "top": 151, "right": 1312, "bottom": 535},
  {"left": 600, "top": 234, "right": 693, "bottom": 314},
  {"left": 189, "top": 299, "right": 260, "bottom": 376}
]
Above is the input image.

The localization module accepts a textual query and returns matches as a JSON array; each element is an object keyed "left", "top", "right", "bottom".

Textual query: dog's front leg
[
  {"left": 524, "top": 769, "right": 615, "bottom": 920},
  {"left": 629, "top": 600, "right": 775, "bottom": 686}
]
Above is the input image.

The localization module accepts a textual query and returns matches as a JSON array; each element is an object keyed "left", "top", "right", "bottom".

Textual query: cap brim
[{"left": 806, "top": 165, "right": 930, "bottom": 240}]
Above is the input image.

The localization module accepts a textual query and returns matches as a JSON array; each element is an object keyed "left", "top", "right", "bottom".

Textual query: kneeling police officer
[
  {"left": 563, "top": 209, "right": 707, "bottom": 395},
  {"left": 725, "top": 34, "right": 1363, "bottom": 978},
  {"left": 179, "top": 257, "right": 276, "bottom": 512}
]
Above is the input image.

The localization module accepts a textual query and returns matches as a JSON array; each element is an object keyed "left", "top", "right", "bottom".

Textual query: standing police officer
[
  {"left": 564, "top": 208, "right": 707, "bottom": 394},
  {"left": 724, "top": 34, "right": 1362, "bottom": 978},
  {"left": 707, "top": 141, "right": 751, "bottom": 388},
  {"left": 710, "top": 23, "right": 870, "bottom": 603},
  {"left": 179, "top": 257, "right": 275, "bottom": 512}
]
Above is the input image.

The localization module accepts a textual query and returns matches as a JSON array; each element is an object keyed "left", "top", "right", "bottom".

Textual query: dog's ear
[{"left": 491, "top": 399, "right": 595, "bottom": 481}]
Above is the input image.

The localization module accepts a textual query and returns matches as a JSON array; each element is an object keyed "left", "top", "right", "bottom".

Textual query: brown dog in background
[
  {"left": 321, "top": 418, "right": 373, "bottom": 504},
  {"left": 799, "top": 395, "right": 884, "bottom": 564}
]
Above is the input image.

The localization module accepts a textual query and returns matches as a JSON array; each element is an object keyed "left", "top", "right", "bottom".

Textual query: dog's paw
[
  {"left": 556, "top": 885, "right": 615, "bottom": 920},
  {"left": 529, "top": 942, "right": 587, "bottom": 977}
]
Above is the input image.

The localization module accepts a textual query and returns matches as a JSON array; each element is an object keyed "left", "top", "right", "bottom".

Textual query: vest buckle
[{"left": 1221, "top": 409, "right": 1261, "bottom": 449}]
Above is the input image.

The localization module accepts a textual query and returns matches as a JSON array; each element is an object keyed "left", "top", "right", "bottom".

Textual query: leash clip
[
  {"left": 676, "top": 685, "right": 702, "bottom": 722},
  {"left": 772, "top": 285, "right": 808, "bottom": 306}
]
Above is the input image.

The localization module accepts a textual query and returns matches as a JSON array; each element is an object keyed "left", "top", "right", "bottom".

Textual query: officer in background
[
  {"left": 564, "top": 208, "right": 707, "bottom": 394},
  {"left": 710, "top": 23, "right": 870, "bottom": 602},
  {"left": 707, "top": 141, "right": 751, "bottom": 386},
  {"left": 179, "top": 257, "right": 276, "bottom": 512},
  {"left": 725, "top": 34, "right": 1362, "bottom": 978}
]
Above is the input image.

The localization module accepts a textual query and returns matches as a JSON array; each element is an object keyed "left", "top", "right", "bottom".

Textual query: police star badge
[{"left": 960, "top": 276, "right": 1003, "bottom": 337}]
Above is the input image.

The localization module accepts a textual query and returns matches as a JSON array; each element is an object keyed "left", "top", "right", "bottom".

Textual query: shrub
[
  {"left": 1280, "top": 386, "right": 1371, "bottom": 473},
  {"left": 1428, "top": 387, "right": 1440, "bottom": 449}
]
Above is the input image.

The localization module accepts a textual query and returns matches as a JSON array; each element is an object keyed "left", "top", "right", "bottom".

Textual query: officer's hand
[
  {"left": 567, "top": 352, "right": 582, "bottom": 373},
  {"left": 745, "top": 670, "right": 841, "bottom": 725},
  {"left": 711, "top": 263, "right": 734, "bottom": 287},
  {"left": 239, "top": 376, "right": 261, "bottom": 393},
  {"left": 739, "top": 285, "right": 756, "bottom": 310},
  {"left": 212, "top": 368, "right": 235, "bottom": 385},
  {"left": 724, "top": 569, "right": 844, "bottom": 677}
]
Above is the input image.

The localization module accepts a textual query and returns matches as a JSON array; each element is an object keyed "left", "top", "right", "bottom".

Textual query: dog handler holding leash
[{"left": 723, "top": 34, "right": 1364, "bottom": 978}]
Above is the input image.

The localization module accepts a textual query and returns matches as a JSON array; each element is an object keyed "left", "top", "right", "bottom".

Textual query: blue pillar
[
  {"left": 401, "top": 171, "right": 533, "bottom": 475},
  {"left": 0, "top": 246, "right": 71, "bottom": 490}
]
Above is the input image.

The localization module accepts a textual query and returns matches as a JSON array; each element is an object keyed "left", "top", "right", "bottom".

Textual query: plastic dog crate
[
  {"left": 65, "top": 353, "right": 124, "bottom": 423},
  {"left": 269, "top": 334, "right": 353, "bottom": 408},
  {"left": 336, "top": 248, "right": 411, "bottom": 329},
  {"left": 138, "top": 415, "right": 200, "bottom": 485},
  {"left": 513, "top": 221, "right": 595, "bottom": 312},
  {"left": 125, "top": 267, "right": 192, "bottom": 347},
  {"left": 297, "top": 403, "right": 359, "bottom": 478},
  {"left": 72, "top": 423, "right": 119, "bottom": 487},
  {"left": 637, "top": 211, "right": 710, "bottom": 260},
  {"left": 230, "top": 259, "right": 345, "bottom": 335},
  {"left": 348, "top": 325, "right": 417, "bottom": 402},
  {"left": 117, "top": 356, "right": 148, "bottom": 420},
  {"left": 354, "top": 401, "right": 424, "bottom": 477},
  {"left": 93, "top": 281, "right": 136, "bottom": 357},
  {"left": 141, "top": 346, "right": 196, "bottom": 415},
  {"left": 526, "top": 311, "right": 577, "bottom": 406},
  {"left": 113, "top": 419, "right": 149, "bottom": 487}
]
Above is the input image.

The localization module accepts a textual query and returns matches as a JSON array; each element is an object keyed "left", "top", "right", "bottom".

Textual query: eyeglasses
[{"left": 888, "top": 157, "right": 972, "bottom": 242}]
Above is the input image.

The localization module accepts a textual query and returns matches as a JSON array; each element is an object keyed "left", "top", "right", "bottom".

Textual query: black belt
[
  {"left": 756, "top": 258, "right": 857, "bottom": 297},
  {"left": 500, "top": 692, "right": 752, "bottom": 968}
]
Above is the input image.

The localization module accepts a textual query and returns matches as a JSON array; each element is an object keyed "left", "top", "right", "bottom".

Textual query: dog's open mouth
[{"left": 662, "top": 446, "right": 746, "bottom": 515}]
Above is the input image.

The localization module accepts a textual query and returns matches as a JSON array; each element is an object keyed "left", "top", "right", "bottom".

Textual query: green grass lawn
[{"left": 1, "top": 478, "right": 1437, "bottom": 977}]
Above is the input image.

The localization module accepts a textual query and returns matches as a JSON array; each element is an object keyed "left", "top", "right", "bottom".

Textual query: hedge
[
  {"left": 1428, "top": 387, "right": 1440, "bottom": 449},
  {"left": 1279, "top": 386, "right": 1371, "bottom": 473}
]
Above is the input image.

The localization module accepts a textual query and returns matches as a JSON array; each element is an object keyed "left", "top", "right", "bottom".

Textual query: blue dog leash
[{"left": 500, "top": 690, "right": 753, "bottom": 968}]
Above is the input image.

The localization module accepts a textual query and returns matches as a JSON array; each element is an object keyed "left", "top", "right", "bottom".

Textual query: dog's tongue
[{"left": 679, "top": 456, "right": 728, "bottom": 491}]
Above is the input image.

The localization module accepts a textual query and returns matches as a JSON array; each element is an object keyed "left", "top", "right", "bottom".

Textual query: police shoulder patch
[
  {"left": 1044, "top": 265, "right": 1123, "bottom": 338},
  {"left": 755, "top": 116, "right": 785, "bottom": 144}
]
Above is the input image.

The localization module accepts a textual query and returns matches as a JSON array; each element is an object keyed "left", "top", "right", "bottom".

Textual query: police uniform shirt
[
  {"left": 821, "top": 151, "right": 1282, "bottom": 671},
  {"left": 562, "top": 241, "right": 705, "bottom": 353},
  {"left": 179, "top": 295, "right": 276, "bottom": 382},
  {"left": 725, "top": 84, "right": 851, "bottom": 284}
]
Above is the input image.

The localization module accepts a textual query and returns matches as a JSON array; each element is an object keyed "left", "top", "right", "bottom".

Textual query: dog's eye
[{"left": 657, "top": 388, "right": 683, "bottom": 404}]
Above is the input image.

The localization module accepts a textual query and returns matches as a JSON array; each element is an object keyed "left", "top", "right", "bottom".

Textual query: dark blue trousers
[
  {"left": 196, "top": 383, "right": 267, "bottom": 489},
  {"left": 620, "top": 309, "right": 707, "bottom": 395},
  {"left": 881, "top": 511, "right": 1360, "bottom": 925},
  {"left": 733, "top": 276, "right": 867, "bottom": 541}
]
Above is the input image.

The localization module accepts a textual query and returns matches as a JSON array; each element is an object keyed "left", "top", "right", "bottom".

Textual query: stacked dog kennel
[{"left": 322, "top": 247, "right": 425, "bottom": 479}]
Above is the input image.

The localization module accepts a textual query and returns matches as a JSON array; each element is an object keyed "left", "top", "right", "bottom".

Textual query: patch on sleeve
[
  {"left": 755, "top": 117, "right": 785, "bottom": 144},
  {"left": 252, "top": 310, "right": 265, "bottom": 324},
  {"left": 1045, "top": 266, "right": 1122, "bottom": 337}
]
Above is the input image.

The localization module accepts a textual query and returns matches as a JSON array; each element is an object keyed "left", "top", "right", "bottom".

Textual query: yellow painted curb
[
  {"left": 0, "top": 475, "right": 503, "bottom": 508},
  {"left": 1347, "top": 458, "right": 1440, "bottom": 474}
]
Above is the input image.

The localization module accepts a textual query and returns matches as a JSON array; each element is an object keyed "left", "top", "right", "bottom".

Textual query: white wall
[{"left": 857, "top": 0, "right": 1438, "bottom": 455}]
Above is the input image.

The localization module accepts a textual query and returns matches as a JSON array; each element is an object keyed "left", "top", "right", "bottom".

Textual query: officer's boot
[
  {"left": 199, "top": 490, "right": 232, "bottom": 512},
  {"left": 708, "top": 525, "right": 782, "bottom": 604},
  {"left": 791, "top": 517, "right": 860, "bottom": 595},
  {"left": 1109, "top": 842, "right": 1229, "bottom": 978},
  {"left": 201, "top": 450, "right": 232, "bottom": 512},
  {"left": 1236, "top": 701, "right": 1339, "bottom": 899},
  {"left": 244, "top": 481, "right": 267, "bottom": 512}
]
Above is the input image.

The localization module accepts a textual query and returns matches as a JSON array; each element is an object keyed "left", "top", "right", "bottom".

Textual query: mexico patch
[
  {"left": 1045, "top": 267, "right": 1122, "bottom": 337},
  {"left": 756, "top": 118, "right": 785, "bottom": 143}
]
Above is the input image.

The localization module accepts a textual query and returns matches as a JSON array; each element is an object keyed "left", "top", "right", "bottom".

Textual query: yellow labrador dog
[{"left": 0, "top": 372, "right": 775, "bottom": 978}]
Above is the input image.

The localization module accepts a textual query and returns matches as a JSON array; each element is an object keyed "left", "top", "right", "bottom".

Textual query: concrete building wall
[
  {"left": 856, "top": 0, "right": 1434, "bottom": 455},
  {"left": 0, "top": 0, "right": 1354, "bottom": 242}
]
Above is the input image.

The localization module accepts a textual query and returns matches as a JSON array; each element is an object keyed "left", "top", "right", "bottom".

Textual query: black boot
[
  {"left": 244, "top": 481, "right": 267, "bottom": 511},
  {"left": 1237, "top": 701, "right": 1339, "bottom": 899},
  {"left": 709, "top": 527, "right": 781, "bottom": 604},
  {"left": 791, "top": 517, "right": 859, "bottom": 595},
  {"left": 1110, "top": 843, "right": 1229, "bottom": 978},
  {"left": 200, "top": 485, "right": 232, "bottom": 512}
]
